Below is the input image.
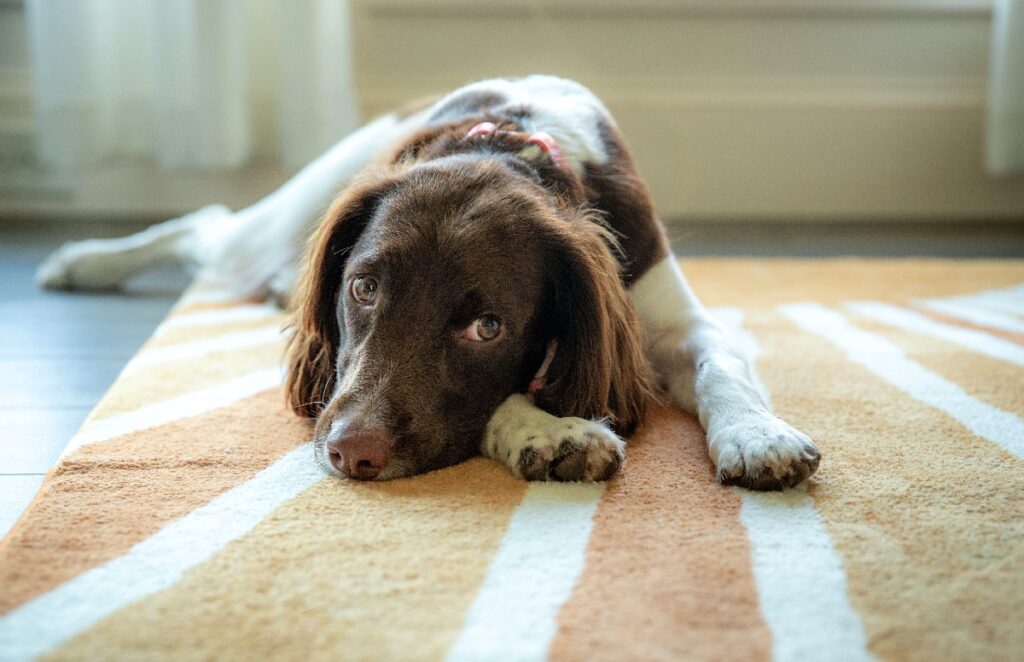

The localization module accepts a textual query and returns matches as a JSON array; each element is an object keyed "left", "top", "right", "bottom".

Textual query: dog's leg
[
  {"left": 36, "top": 205, "right": 229, "bottom": 291},
  {"left": 482, "top": 394, "right": 625, "bottom": 482},
  {"left": 630, "top": 256, "right": 820, "bottom": 490},
  {"left": 37, "top": 113, "right": 421, "bottom": 296}
]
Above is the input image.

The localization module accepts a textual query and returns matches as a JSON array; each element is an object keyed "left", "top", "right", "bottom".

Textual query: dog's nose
[{"left": 325, "top": 420, "right": 391, "bottom": 480}]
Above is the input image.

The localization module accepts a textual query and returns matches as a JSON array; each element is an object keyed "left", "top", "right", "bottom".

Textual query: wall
[
  {"left": 351, "top": 0, "right": 1024, "bottom": 220},
  {"left": 0, "top": 2, "right": 31, "bottom": 171}
]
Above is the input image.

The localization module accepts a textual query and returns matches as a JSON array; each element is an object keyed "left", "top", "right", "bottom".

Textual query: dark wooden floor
[{"left": 0, "top": 224, "right": 188, "bottom": 536}]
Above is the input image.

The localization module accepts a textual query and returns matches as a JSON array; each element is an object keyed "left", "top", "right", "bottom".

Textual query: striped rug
[{"left": 1, "top": 259, "right": 1022, "bottom": 662}]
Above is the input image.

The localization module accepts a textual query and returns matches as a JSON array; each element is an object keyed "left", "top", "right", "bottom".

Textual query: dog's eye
[
  {"left": 464, "top": 314, "right": 503, "bottom": 342},
  {"left": 350, "top": 276, "right": 378, "bottom": 305}
]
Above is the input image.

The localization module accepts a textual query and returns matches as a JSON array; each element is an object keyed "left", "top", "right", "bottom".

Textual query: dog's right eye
[
  {"left": 462, "top": 314, "right": 503, "bottom": 342},
  {"left": 350, "top": 276, "right": 378, "bottom": 305}
]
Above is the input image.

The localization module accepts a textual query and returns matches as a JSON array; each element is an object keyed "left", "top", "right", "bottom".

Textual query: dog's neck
[
  {"left": 388, "top": 118, "right": 589, "bottom": 207},
  {"left": 461, "top": 121, "right": 566, "bottom": 170}
]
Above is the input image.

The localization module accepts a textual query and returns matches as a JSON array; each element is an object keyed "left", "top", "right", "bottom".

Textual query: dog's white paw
[
  {"left": 36, "top": 240, "right": 119, "bottom": 291},
  {"left": 709, "top": 413, "right": 819, "bottom": 490},
  {"left": 489, "top": 415, "right": 624, "bottom": 482},
  {"left": 516, "top": 418, "right": 625, "bottom": 482}
]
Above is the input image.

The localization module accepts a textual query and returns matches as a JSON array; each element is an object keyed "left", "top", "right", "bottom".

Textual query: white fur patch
[
  {"left": 484, "top": 394, "right": 624, "bottom": 482},
  {"left": 628, "top": 255, "right": 706, "bottom": 345}
]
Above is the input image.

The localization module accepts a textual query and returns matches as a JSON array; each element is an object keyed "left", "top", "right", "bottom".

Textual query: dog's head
[{"left": 286, "top": 142, "right": 652, "bottom": 480}]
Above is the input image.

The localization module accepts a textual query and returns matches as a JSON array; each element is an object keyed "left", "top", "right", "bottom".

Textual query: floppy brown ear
[
  {"left": 533, "top": 222, "right": 656, "bottom": 434},
  {"left": 284, "top": 176, "right": 394, "bottom": 418}
]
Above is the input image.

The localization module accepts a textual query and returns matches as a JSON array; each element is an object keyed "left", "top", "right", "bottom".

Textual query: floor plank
[
  {"left": 0, "top": 475, "right": 46, "bottom": 539},
  {"left": 0, "top": 316, "right": 164, "bottom": 359},
  {"left": 0, "top": 358, "right": 132, "bottom": 408}
]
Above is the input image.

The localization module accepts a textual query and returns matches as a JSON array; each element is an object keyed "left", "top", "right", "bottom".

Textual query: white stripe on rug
[
  {"left": 713, "top": 308, "right": 874, "bottom": 662},
  {"left": 945, "top": 284, "right": 1024, "bottom": 316},
  {"left": 173, "top": 286, "right": 248, "bottom": 308},
  {"left": 0, "top": 442, "right": 323, "bottom": 661},
  {"left": 122, "top": 325, "right": 283, "bottom": 376},
  {"left": 158, "top": 302, "right": 282, "bottom": 333},
  {"left": 782, "top": 303, "right": 1024, "bottom": 459},
  {"left": 995, "top": 284, "right": 1024, "bottom": 304},
  {"left": 846, "top": 301, "right": 1024, "bottom": 367},
  {"left": 966, "top": 290, "right": 1024, "bottom": 316},
  {"left": 917, "top": 298, "right": 1024, "bottom": 334},
  {"left": 62, "top": 368, "right": 282, "bottom": 458},
  {"left": 446, "top": 482, "right": 603, "bottom": 662},
  {"left": 739, "top": 491, "right": 877, "bottom": 662}
]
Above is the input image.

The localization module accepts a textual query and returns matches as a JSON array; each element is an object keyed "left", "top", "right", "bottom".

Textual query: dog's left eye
[
  {"left": 350, "top": 276, "right": 378, "bottom": 305},
  {"left": 463, "top": 315, "right": 503, "bottom": 342}
]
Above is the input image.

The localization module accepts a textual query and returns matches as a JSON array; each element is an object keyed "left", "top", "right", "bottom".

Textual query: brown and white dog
[{"left": 38, "top": 75, "right": 819, "bottom": 489}]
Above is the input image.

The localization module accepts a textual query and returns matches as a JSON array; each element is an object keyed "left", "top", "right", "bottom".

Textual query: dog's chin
[
  {"left": 373, "top": 458, "right": 416, "bottom": 481},
  {"left": 378, "top": 448, "right": 477, "bottom": 481}
]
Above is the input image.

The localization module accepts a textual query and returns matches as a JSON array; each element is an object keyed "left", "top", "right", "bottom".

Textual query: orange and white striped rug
[{"left": 1, "top": 259, "right": 1022, "bottom": 661}]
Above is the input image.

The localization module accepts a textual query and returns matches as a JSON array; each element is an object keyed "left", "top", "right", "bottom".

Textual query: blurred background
[{"left": 1, "top": 0, "right": 1023, "bottom": 255}]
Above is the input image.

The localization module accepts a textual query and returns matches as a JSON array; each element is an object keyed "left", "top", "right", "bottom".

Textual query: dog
[{"left": 37, "top": 75, "right": 820, "bottom": 489}]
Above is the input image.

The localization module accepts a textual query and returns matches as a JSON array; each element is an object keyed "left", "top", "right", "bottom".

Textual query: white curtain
[
  {"left": 25, "top": 0, "right": 359, "bottom": 171},
  {"left": 987, "top": 0, "right": 1024, "bottom": 175}
]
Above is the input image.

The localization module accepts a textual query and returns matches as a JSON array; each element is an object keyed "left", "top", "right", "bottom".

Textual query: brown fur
[
  {"left": 584, "top": 118, "right": 670, "bottom": 285},
  {"left": 285, "top": 104, "right": 665, "bottom": 477},
  {"left": 533, "top": 216, "right": 655, "bottom": 433}
]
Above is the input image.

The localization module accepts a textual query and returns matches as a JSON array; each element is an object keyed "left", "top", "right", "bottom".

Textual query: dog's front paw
[
  {"left": 491, "top": 417, "right": 623, "bottom": 482},
  {"left": 484, "top": 395, "right": 625, "bottom": 482},
  {"left": 710, "top": 413, "right": 819, "bottom": 490}
]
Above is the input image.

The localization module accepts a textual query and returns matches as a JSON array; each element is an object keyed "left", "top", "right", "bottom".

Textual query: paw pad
[{"left": 515, "top": 427, "right": 624, "bottom": 482}]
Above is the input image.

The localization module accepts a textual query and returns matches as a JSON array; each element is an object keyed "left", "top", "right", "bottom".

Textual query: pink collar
[
  {"left": 464, "top": 122, "right": 565, "bottom": 168},
  {"left": 527, "top": 339, "right": 558, "bottom": 395}
]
